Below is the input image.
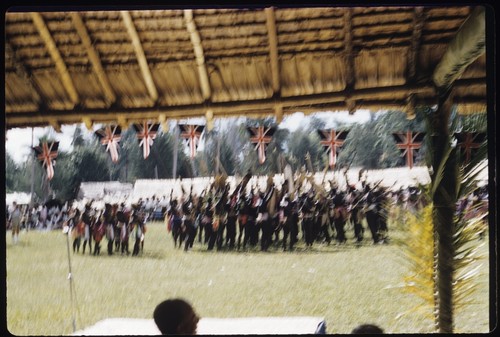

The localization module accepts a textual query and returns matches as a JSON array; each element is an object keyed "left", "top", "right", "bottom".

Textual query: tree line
[{"left": 5, "top": 108, "right": 486, "bottom": 202}]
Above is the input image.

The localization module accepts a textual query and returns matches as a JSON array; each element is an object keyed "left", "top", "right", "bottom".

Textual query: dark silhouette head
[
  {"left": 153, "top": 298, "right": 199, "bottom": 335},
  {"left": 351, "top": 324, "right": 384, "bottom": 334}
]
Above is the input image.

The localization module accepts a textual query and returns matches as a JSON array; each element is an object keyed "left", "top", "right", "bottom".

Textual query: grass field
[{"left": 5, "top": 221, "right": 490, "bottom": 335}]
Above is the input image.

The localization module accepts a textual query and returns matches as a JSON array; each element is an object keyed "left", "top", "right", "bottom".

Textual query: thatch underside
[{"left": 4, "top": 6, "right": 487, "bottom": 130}]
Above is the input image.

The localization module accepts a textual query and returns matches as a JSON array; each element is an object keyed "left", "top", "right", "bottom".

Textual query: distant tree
[
  {"left": 339, "top": 110, "right": 427, "bottom": 169},
  {"left": 454, "top": 111, "right": 487, "bottom": 132},
  {"left": 50, "top": 151, "right": 79, "bottom": 201},
  {"left": 73, "top": 144, "right": 111, "bottom": 183},
  {"left": 5, "top": 152, "right": 19, "bottom": 193},
  {"left": 237, "top": 118, "right": 289, "bottom": 176},
  {"left": 71, "top": 124, "right": 86, "bottom": 147}
]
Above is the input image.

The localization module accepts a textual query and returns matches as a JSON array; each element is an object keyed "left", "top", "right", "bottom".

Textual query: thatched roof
[{"left": 4, "top": 5, "right": 487, "bottom": 130}]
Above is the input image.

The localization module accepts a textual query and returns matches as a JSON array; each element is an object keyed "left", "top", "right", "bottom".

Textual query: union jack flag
[
  {"left": 248, "top": 126, "right": 275, "bottom": 165},
  {"left": 133, "top": 122, "right": 160, "bottom": 159},
  {"left": 95, "top": 125, "right": 121, "bottom": 163},
  {"left": 455, "top": 132, "right": 486, "bottom": 163},
  {"left": 33, "top": 141, "right": 59, "bottom": 180},
  {"left": 179, "top": 124, "right": 205, "bottom": 159},
  {"left": 317, "top": 129, "right": 349, "bottom": 168},
  {"left": 392, "top": 130, "right": 425, "bottom": 168}
]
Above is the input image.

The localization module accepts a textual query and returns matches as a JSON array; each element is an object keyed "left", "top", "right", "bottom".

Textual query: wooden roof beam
[
  {"left": 406, "top": 7, "right": 425, "bottom": 119},
  {"left": 265, "top": 7, "right": 284, "bottom": 123},
  {"left": 433, "top": 6, "right": 485, "bottom": 93},
  {"left": 343, "top": 8, "right": 355, "bottom": 114},
  {"left": 7, "top": 93, "right": 486, "bottom": 130},
  {"left": 265, "top": 7, "right": 281, "bottom": 96},
  {"left": 121, "top": 10, "right": 159, "bottom": 103},
  {"left": 5, "top": 77, "right": 485, "bottom": 130},
  {"left": 70, "top": 12, "right": 116, "bottom": 107},
  {"left": 408, "top": 7, "right": 425, "bottom": 81},
  {"left": 184, "top": 9, "right": 212, "bottom": 101},
  {"left": 5, "top": 41, "right": 44, "bottom": 108},
  {"left": 31, "top": 12, "right": 79, "bottom": 107}
]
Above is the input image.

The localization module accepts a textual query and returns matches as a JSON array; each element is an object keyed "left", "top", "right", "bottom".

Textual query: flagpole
[
  {"left": 216, "top": 128, "right": 220, "bottom": 175},
  {"left": 30, "top": 127, "right": 35, "bottom": 208},
  {"left": 172, "top": 122, "right": 179, "bottom": 179},
  {"left": 63, "top": 226, "right": 77, "bottom": 332}
]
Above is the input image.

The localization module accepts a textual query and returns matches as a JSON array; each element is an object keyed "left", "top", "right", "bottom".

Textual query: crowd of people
[
  {"left": 160, "top": 174, "right": 432, "bottom": 253},
  {"left": 6, "top": 172, "right": 488, "bottom": 253}
]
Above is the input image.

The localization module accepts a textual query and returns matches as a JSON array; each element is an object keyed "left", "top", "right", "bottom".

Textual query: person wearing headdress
[
  {"left": 103, "top": 203, "right": 115, "bottom": 255},
  {"left": 315, "top": 194, "right": 331, "bottom": 245},
  {"left": 249, "top": 190, "right": 261, "bottom": 247},
  {"left": 92, "top": 209, "right": 106, "bottom": 255},
  {"left": 375, "top": 187, "right": 390, "bottom": 244},
  {"left": 182, "top": 192, "right": 197, "bottom": 252},
  {"left": 347, "top": 185, "right": 365, "bottom": 243},
  {"left": 258, "top": 183, "right": 276, "bottom": 252},
  {"left": 70, "top": 208, "right": 82, "bottom": 253},
  {"left": 111, "top": 204, "right": 122, "bottom": 252},
  {"left": 278, "top": 193, "right": 293, "bottom": 251},
  {"left": 202, "top": 197, "right": 216, "bottom": 250},
  {"left": 225, "top": 191, "right": 238, "bottom": 250},
  {"left": 364, "top": 185, "right": 382, "bottom": 244},
  {"left": 214, "top": 185, "right": 229, "bottom": 251},
  {"left": 81, "top": 202, "right": 94, "bottom": 254},
  {"left": 169, "top": 198, "right": 183, "bottom": 249},
  {"left": 131, "top": 203, "right": 146, "bottom": 256},
  {"left": 289, "top": 192, "right": 300, "bottom": 249},
  {"left": 116, "top": 203, "right": 131, "bottom": 255},
  {"left": 236, "top": 191, "right": 251, "bottom": 250},
  {"left": 332, "top": 191, "right": 348, "bottom": 244},
  {"left": 300, "top": 190, "right": 316, "bottom": 247}
]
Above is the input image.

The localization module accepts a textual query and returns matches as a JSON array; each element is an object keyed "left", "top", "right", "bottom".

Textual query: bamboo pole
[
  {"left": 121, "top": 11, "right": 159, "bottom": 102},
  {"left": 71, "top": 12, "right": 116, "bottom": 106},
  {"left": 184, "top": 9, "right": 212, "bottom": 101},
  {"left": 31, "top": 13, "right": 79, "bottom": 106}
]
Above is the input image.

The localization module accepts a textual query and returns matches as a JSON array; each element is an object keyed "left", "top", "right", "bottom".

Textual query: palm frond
[
  {"left": 430, "top": 142, "right": 455, "bottom": 198},
  {"left": 396, "top": 205, "right": 436, "bottom": 326},
  {"left": 456, "top": 137, "right": 487, "bottom": 199}
]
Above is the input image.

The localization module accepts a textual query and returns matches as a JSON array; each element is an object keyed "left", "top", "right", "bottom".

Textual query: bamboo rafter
[
  {"left": 184, "top": 9, "right": 212, "bottom": 101},
  {"left": 5, "top": 41, "right": 44, "bottom": 106},
  {"left": 70, "top": 12, "right": 116, "bottom": 106},
  {"left": 408, "top": 7, "right": 425, "bottom": 81},
  {"left": 31, "top": 12, "right": 79, "bottom": 106},
  {"left": 265, "top": 7, "right": 281, "bottom": 96},
  {"left": 121, "top": 10, "right": 159, "bottom": 102},
  {"left": 5, "top": 77, "right": 485, "bottom": 129}
]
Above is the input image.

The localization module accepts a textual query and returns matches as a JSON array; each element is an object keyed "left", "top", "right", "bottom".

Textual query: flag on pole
[
  {"left": 133, "top": 122, "right": 160, "bottom": 159},
  {"left": 392, "top": 130, "right": 425, "bottom": 168},
  {"left": 247, "top": 126, "right": 275, "bottom": 164},
  {"left": 33, "top": 141, "right": 59, "bottom": 180},
  {"left": 179, "top": 124, "right": 205, "bottom": 159},
  {"left": 317, "top": 129, "right": 349, "bottom": 168},
  {"left": 95, "top": 125, "right": 122, "bottom": 163},
  {"left": 455, "top": 132, "right": 486, "bottom": 163}
]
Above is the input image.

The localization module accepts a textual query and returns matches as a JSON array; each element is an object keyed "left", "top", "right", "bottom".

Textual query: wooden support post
[
  {"left": 431, "top": 91, "right": 457, "bottom": 333},
  {"left": 429, "top": 8, "right": 486, "bottom": 332}
]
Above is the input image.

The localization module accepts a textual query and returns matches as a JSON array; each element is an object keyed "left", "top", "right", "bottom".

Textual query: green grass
[{"left": 6, "top": 221, "right": 490, "bottom": 335}]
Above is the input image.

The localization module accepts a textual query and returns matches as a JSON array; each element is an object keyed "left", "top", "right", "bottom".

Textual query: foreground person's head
[{"left": 153, "top": 298, "right": 199, "bottom": 335}]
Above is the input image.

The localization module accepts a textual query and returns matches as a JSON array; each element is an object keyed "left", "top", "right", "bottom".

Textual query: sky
[{"left": 5, "top": 110, "right": 373, "bottom": 165}]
